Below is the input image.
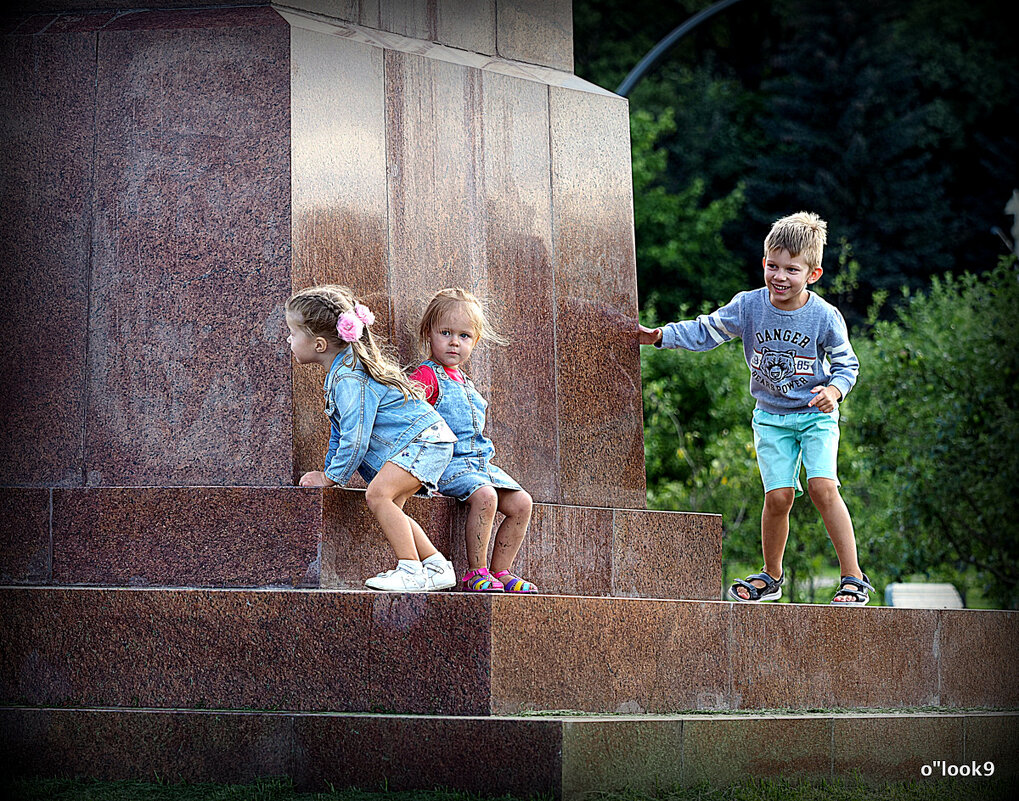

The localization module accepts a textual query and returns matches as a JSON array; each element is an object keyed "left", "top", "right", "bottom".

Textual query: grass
[{"left": 3, "top": 776, "right": 1014, "bottom": 801}]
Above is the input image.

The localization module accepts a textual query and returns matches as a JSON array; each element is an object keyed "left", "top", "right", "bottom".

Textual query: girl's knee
[
  {"left": 467, "top": 485, "right": 498, "bottom": 513},
  {"left": 501, "top": 489, "right": 532, "bottom": 519},
  {"left": 365, "top": 480, "right": 397, "bottom": 512}
]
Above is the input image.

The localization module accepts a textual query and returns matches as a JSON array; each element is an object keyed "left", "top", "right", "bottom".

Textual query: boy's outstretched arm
[{"left": 638, "top": 324, "right": 663, "bottom": 345}]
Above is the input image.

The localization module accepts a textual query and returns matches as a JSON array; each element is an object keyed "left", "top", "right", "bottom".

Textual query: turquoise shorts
[{"left": 752, "top": 408, "right": 841, "bottom": 496}]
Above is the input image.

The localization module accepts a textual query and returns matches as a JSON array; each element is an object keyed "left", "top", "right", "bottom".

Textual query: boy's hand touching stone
[
  {"left": 808, "top": 385, "right": 841, "bottom": 413},
  {"left": 638, "top": 324, "right": 663, "bottom": 346}
]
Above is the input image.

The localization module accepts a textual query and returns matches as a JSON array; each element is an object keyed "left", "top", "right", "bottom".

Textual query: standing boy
[{"left": 639, "top": 212, "right": 871, "bottom": 605}]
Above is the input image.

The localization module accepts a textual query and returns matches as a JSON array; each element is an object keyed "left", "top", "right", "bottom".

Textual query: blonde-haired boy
[{"left": 639, "top": 212, "right": 870, "bottom": 605}]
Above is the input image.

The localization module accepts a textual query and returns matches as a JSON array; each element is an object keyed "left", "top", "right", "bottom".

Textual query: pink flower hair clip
[
  {"left": 337, "top": 311, "right": 364, "bottom": 343},
  {"left": 353, "top": 303, "right": 375, "bottom": 327}
]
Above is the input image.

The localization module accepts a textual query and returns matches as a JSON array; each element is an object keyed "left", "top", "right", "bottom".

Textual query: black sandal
[
  {"left": 830, "top": 573, "right": 874, "bottom": 606},
  {"left": 728, "top": 570, "right": 784, "bottom": 603}
]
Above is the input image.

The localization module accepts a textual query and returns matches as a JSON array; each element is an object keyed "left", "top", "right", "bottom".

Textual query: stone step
[
  {"left": 0, "top": 486, "right": 721, "bottom": 601},
  {"left": 1, "top": 706, "right": 1014, "bottom": 799},
  {"left": 2, "top": 587, "right": 1014, "bottom": 716}
]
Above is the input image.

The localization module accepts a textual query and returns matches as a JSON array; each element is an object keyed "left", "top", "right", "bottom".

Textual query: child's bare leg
[
  {"left": 365, "top": 463, "right": 436, "bottom": 561},
  {"left": 736, "top": 487, "right": 794, "bottom": 600},
  {"left": 489, "top": 489, "right": 533, "bottom": 574},
  {"left": 807, "top": 477, "right": 862, "bottom": 601},
  {"left": 464, "top": 486, "right": 498, "bottom": 570}
]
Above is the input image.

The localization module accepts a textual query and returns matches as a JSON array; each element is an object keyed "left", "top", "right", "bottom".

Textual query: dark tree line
[{"left": 575, "top": 0, "right": 1019, "bottom": 324}]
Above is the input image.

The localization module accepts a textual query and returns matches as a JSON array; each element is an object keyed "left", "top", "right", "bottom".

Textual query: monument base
[{"left": 2, "top": 707, "right": 1015, "bottom": 799}]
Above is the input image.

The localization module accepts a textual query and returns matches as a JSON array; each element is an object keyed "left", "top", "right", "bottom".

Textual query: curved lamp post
[{"left": 615, "top": 0, "right": 749, "bottom": 97}]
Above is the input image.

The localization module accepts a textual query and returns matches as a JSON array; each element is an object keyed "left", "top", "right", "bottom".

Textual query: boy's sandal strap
[
  {"left": 730, "top": 570, "right": 783, "bottom": 601},
  {"left": 837, "top": 575, "right": 874, "bottom": 592},
  {"left": 747, "top": 570, "right": 784, "bottom": 586},
  {"left": 831, "top": 574, "right": 873, "bottom": 604}
]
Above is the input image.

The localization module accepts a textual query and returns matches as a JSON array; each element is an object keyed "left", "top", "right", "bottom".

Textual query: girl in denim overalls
[
  {"left": 285, "top": 284, "right": 457, "bottom": 593},
  {"left": 409, "top": 289, "right": 537, "bottom": 593}
]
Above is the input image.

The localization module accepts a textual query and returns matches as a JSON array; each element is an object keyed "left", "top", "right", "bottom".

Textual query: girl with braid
[{"left": 285, "top": 284, "right": 458, "bottom": 593}]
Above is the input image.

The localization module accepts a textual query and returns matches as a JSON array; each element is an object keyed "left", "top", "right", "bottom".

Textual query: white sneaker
[
  {"left": 364, "top": 561, "right": 428, "bottom": 592},
  {"left": 423, "top": 557, "right": 457, "bottom": 591}
]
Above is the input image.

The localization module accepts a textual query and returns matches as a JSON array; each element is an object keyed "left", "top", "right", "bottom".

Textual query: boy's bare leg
[
  {"left": 736, "top": 487, "right": 794, "bottom": 600},
  {"left": 489, "top": 489, "right": 533, "bottom": 574},
  {"left": 807, "top": 477, "right": 863, "bottom": 602},
  {"left": 464, "top": 486, "right": 498, "bottom": 570}
]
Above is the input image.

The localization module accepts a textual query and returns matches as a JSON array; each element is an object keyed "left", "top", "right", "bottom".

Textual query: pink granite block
[
  {"left": 0, "top": 488, "right": 51, "bottom": 584},
  {"left": 17, "top": 1, "right": 256, "bottom": 14},
  {"left": 497, "top": 0, "right": 573, "bottom": 72},
  {"left": 320, "top": 489, "right": 456, "bottom": 589},
  {"left": 0, "top": 588, "right": 372, "bottom": 712},
  {"left": 477, "top": 70, "right": 559, "bottom": 503},
  {"left": 938, "top": 609, "right": 1019, "bottom": 708},
  {"left": 0, "top": 30, "right": 93, "bottom": 486},
  {"left": 292, "top": 713, "right": 561, "bottom": 795},
  {"left": 104, "top": 5, "right": 283, "bottom": 31},
  {"left": 385, "top": 49, "right": 482, "bottom": 362},
  {"left": 490, "top": 596, "right": 732, "bottom": 714},
  {"left": 51, "top": 487, "right": 322, "bottom": 588},
  {"left": 369, "top": 593, "right": 493, "bottom": 715},
  {"left": 612, "top": 509, "right": 723, "bottom": 601},
  {"left": 290, "top": 29, "right": 390, "bottom": 481},
  {"left": 729, "top": 605, "right": 941, "bottom": 709},
  {"left": 561, "top": 718, "right": 686, "bottom": 797},
  {"left": 683, "top": 717, "right": 833, "bottom": 785},
  {"left": 435, "top": 0, "right": 496, "bottom": 55},
  {"left": 365, "top": 0, "right": 432, "bottom": 40},
  {"left": 549, "top": 86, "right": 645, "bottom": 509},
  {"left": 3, "top": 15, "right": 57, "bottom": 35},
  {"left": 0, "top": 707, "right": 294, "bottom": 784},
  {"left": 19, "top": 12, "right": 119, "bottom": 33},
  {"left": 511, "top": 503, "right": 614, "bottom": 597},
  {"left": 85, "top": 9, "right": 292, "bottom": 487},
  {"left": 832, "top": 714, "right": 964, "bottom": 782}
]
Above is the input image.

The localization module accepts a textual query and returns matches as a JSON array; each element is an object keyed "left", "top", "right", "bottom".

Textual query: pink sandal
[
  {"left": 492, "top": 570, "right": 537, "bottom": 594},
  {"left": 462, "top": 567, "right": 504, "bottom": 592}
]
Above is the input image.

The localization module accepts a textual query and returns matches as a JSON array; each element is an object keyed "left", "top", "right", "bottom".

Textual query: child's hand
[
  {"left": 299, "top": 471, "right": 336, "bottom": 487},
  {"left": 638, "top": 324, "right": 663, "bottom": 346},
  {"left": 808, "top": 385, "right": 841, "bottom": 413}
]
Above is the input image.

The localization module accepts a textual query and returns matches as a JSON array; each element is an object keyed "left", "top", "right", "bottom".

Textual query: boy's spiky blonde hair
[{"left": 763, "top": 211, "right": 828, "bottom": 269}]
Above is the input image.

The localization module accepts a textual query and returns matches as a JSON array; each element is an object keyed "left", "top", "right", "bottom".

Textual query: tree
[
  {"left": 631, "top": 108, "right": 746, "bottom": 319},
  {"left": 846, "top": 256, "right": 1019, "bottom": 608},
  {"left": 574, "top": 0, "right": 1019, "bottom": 322}
]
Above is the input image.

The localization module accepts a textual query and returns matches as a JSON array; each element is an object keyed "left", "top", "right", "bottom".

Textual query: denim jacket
[{"left": 323, "top": 349, "right": 447, "bottom": 485}]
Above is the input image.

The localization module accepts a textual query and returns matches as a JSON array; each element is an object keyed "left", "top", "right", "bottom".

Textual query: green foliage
[
  {"left": 631, "top": 109, "right": 746, "bottom": 319},
  {"left": 575, "top": 0, "right": 1019, "bottom": 324},
  {"left": 847, "top": 256, "right": 1019, "bottom": 608},
  {"left": 1, "top": 776, "right": 550, "bottom": 801}
]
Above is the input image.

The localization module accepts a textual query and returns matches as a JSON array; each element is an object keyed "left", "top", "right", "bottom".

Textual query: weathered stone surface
[{"left": 51, "top": 487, "right": 322, "bottom": 588}]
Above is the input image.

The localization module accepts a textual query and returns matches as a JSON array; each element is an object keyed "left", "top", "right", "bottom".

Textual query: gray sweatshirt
[{"left": 657, "top": 288, "right": 859, "bottom": 414}]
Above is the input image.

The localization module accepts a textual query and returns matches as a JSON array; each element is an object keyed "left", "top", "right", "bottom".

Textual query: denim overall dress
[{"left": 423, "top": 359, "right": 523, "bottom": 502}]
